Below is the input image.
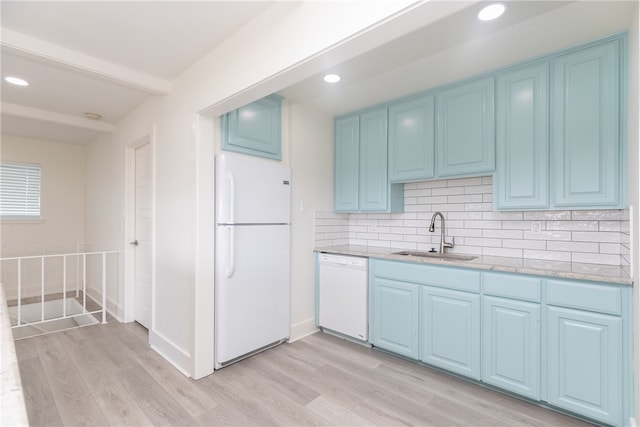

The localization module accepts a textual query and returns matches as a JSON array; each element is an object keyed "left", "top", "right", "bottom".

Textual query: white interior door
[{"left": 133, "top": 142, "right": 152, "bottom": 329}]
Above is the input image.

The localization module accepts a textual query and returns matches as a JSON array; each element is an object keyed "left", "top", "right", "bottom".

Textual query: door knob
[{"left": 130, "top": 240, "right": 139, "bottom": 246}]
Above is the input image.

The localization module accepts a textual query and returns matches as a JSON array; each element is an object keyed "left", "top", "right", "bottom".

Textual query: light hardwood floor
[{"left": 14, "top": 321, "right": 593, "bottom": 427}]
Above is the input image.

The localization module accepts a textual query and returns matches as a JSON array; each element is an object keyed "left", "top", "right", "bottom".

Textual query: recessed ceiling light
[
  {"left": 478, "top": 3, "right": 506, "bottom": 21},
  {"left": 5, "top": 76, "right": 29, "bottom": 86},
  {"left": 324, "top": 73, "right": 341, "bottom": 83}
]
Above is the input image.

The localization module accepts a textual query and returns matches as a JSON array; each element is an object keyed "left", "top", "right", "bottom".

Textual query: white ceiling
[
  {"left": 0, "top": 1, "right": 636, "bottom": 145},
  {"left": 281, "top": 1, "right": 636, "bottom": 116},
  {"left": 1, "top": 1, "right": 275, "bottom": 144}
]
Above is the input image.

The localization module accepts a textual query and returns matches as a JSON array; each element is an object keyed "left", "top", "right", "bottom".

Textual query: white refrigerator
[{"left": 214, "top": 153, "right": 291, "bottom": 369}]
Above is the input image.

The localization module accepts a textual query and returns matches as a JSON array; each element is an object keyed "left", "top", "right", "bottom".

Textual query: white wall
[
  {"left": 287, "top": 101, "right": 334, "bottom": 340},
  {"left": 1, "top": 135, "right": 85, "bottom": 254},
  {"left": 83, "top": 0, "right": 437, "bottom": 377},
  {"left": 84, "top": 96, "right": 163, "bottom": 320}
]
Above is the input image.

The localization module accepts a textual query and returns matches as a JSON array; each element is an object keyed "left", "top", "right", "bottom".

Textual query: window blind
[{"left": 0, "top": 162, "right": 41, "bottom": 217}]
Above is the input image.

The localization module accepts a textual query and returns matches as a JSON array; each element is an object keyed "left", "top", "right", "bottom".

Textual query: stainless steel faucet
[{"left": 429, "top": 211, "right": 454, "bottom": 254}]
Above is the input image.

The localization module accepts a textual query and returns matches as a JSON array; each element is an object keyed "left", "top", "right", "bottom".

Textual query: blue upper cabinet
[
  {"left": 221, "top": 94, "right": 283, "bottom": 160},
  {"left": 436, "top": 77, "right": 495, "bottom": 177},
  {"left": 334, "top": 108, "right": 403, "bottom": 213},
  {"left": 495, "top": 62, "right": 550, "bottom": 210},
  {"left": 334, "top": 114, "right": 360, "bottom": 212},
  {"left": 388, "top": 94, "right": 435, "bottom": 182},
  {"left": 552, "top": 39, "right": 623, "bottom": 208},
  {"left": 359, "top": 108, "right": 391, "bottom": 211}
]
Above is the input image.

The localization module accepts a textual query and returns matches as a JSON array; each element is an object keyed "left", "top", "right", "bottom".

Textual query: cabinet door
[
  {"left": 334, "top": 115, "right": 360, "bottom": 212},
  {"left": 495, "top": 63, "right": 549, "bottom": 210},
  {"left": 221, "top": 94, "right": 283, "bottom": 160},
  {"left": 388, "top": 95, "right": 435, "bottom": 182},
  {"left": 482, "top": 296, "right": 540, "bottom": 400},
  {"left": 436, "top": 77, "right": 495, "bottom": 177},
  {"left": 370, "top": 278, "right": 419, "bottom": 359},
  {"left": 420, "top": 286, "right": 480, "bottom": 379},
  {"left": 547, "top": 306, "right": 622, "bottom": 426},
  {"left": 552, "top": 40, "right": 621, "bottom": 208},
  {"left": 359, "top": 108, "right": 389, "bottom": 211}
]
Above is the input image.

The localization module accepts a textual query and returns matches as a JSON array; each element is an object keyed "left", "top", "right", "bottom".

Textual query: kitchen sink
[{"left": 392, "top": 251, "right": 477, "bottom": 261}]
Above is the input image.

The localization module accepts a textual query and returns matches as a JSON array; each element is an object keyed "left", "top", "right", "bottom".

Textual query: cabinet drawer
[
  {"left": 372, "top": 259, "right": 480, "bottom": 293},
  {"left": 546, "top": 279, "right": 622, "bottom": 315},
  {"left": 483, "top": 272, "right": 541, "bottom": 302}
]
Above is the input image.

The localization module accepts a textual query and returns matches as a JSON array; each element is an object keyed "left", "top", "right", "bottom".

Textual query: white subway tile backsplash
[
  {"left": 546, "top": 221, "right": 598, "bottom": 231},
  {"left": 599, "top": 243, "right": 621, "bottom": 254},
  {"left": 465, "top": 237, "right": 502, "bottom": 248},
  {"left": 418, "top": 196, "right": 448, "bottom": 205},
  {"left": 465, "top": 220, "right": 501, "bottom": 229},
  {"left": 465, "top": 185, "right": 493, "bottom": 195},
  {"left": 523, "top": 230, "right": 572, "bottom": 241},
  {"left": 524, "top": 250, "right": 572, "bottom": 262},
  {"left": 314, "top": 177, "right": 629, "bottom": 266},
  {"left": 404, "top": 188, "right": 432, "bottom": 198},
  {"left": 572, "top": 252, "right": 620, "bottom": 265},
  {"left": 449, "top": 228, "right": 483, "bottom": 238},
  {"left": 502, "top": 239, "right": 547, "bottom": 250},
  {"left": 448, "top": 211, "right": 483, "bottom": 220},
  {"left": 482, "top": 247, "right": 524, "bottom": 258},
  {"left": 432, "top": 203, "right": 465, "bottom": 212},
  {"left": 572, "top": 231, "right": 620, "bottom": 243},
  {"left": 547, "top": 241, "right": 599, "bottom": 253},
  {"left": 483, "top": 211, "right": 524, "bottom": 221},
  {"left": 572, "top": 210, "right": 622, "bottom": 220},
  {"left": 464, "top": 203, "right": 493, "bottom": 212},
  {"left": 433, "top": 186, "right": 465, "bottom": 196},
  {"left": 599, "top": 221, "right": 622, "bottom": 232},
  {"left": 502, "top": 221, "right": 536, "bottom": 230},
  {"left": 524, "top": 211, "right": 572, "bottom": 220},
  {"left": 482, "top": 229, "right": 524, "bottom": 239}
]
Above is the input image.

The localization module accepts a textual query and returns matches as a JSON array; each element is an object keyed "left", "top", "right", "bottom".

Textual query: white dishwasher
[{"left": 318, "top": 253, "right": 368, "bottom": 341}]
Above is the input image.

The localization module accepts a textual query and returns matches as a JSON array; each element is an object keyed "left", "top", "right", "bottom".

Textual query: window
[{"left": 0, "top": 162, "right": 41, "bottom": 218}]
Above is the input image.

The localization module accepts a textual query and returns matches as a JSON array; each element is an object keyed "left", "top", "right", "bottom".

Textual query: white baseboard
[
  {"left": 289, "top": 318, "right": 319, "bottom": 342},
  {"left": 149, "top": 329, "right": 192, "bottom": 377},
  {"left": 85, "top": 289, "right": 122, "bottom": 322}
]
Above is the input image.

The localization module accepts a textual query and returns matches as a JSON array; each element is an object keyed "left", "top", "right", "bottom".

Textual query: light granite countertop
[
  {"left": 315, "top": 245, "right": 633, "bottom": 286},
  {"left": 0, "top": 284, "right": 28, "bottom": 427}
]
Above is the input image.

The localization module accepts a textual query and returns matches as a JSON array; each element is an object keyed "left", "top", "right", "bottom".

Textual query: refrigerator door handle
[
  {"left": 227, "top": 226, "right": 235, "bottom": 278},
  {"left": 228, "top": 170, "right": 235, "bottom": 224}
]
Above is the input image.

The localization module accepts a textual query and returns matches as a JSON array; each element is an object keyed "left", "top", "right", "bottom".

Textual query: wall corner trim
[
  {"left": 149, "top": 330, "right": 192, "bottom": 378},
  {"left": 289, "top": 318, "right": 319, "bottom": 342}
]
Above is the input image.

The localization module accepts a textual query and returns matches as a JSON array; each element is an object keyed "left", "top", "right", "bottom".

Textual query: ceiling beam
[
  {"left": 1, "top": 28, "right": 171, "bottom": 95},
  {"left": 2, "top": 102, "right": 116, "bottom": 133}
]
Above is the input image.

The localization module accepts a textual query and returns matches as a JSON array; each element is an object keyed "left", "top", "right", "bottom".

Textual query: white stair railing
[{"left": 1, "top": 250, "right": 121, "bottom": 333}]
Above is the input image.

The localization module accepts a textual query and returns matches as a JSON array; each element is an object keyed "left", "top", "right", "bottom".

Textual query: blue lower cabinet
[
  {"left": 546, "top": 306, "right": 622, "bottom": 426},
  {"left": 367, "top": 259, "right": 630, "bottom": 425},
  {"left": 420, "top": 286, "right": 481, "bottom": 380},
  {"left": 370, "top": 277, "right": 419, "bottom": 359},
  {"left": 482, "top": 296, "right": 540, "bottom": 400}
]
